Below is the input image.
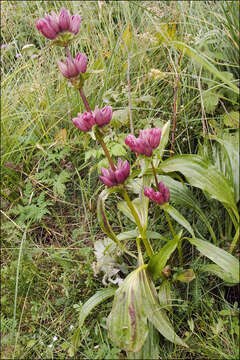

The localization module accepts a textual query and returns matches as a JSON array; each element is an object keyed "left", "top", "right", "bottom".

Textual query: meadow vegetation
[{"left": 1, "top": 1, "right": 239, "bottom": 359}]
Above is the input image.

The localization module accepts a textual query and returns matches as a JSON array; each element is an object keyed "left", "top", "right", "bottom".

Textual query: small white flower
[{"left": 52, "top": 336, "right": 58, "bottom": 342}]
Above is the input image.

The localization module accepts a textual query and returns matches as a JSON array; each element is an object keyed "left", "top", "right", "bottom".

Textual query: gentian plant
[{"left": 36, "top": 8, "right": 239, "bottom": 357}]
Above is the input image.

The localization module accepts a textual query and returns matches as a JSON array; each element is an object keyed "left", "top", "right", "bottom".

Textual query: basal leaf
[
  {"left": 158, "top": 154, "right": 236, "bottom": 211},
  {"left": 163, "top": 203, "right": 195, "bottom": 237},
  {"left": 107, "top": 267, "right": 149, "bottom": 352},
  {"left": 148, "top": 232, "right": 182, "bottom": 280},
  {"left": 200, "top": 264, "right": 238, "bottom": 285},
  {"left": 138, "top": 252, "right": 188, "bottom": 348},
  {"left": 187, "top": 237, "right": 239, "bottom": 283}
]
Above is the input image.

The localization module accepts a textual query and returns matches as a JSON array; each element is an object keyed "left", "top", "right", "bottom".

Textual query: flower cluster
[
  {"left": 99, "top": 158, "right": 130, "bottom": 187},
  {"left": 36, "top": 8, "right": 81, "bottom": 40},
  {"left": 125, "top": 128, "right": 161, "bottom": 157},
  {"left": 73, "top": 106, "right": 113, "bottom": 132},
  {"left": 144, "top": 181, "right": 170, "bottom": 205},
  {"left": 57, "top": 53, "right": 87, "bottom": 79}
]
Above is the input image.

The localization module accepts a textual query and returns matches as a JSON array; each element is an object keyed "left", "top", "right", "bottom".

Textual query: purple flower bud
[
  {"left": 1, "top": 44, "right": 7, "bottom": 49},
  {"left": 36, "top": 8, "right": 82, "bottom": 40},
  {"left": 94, "top": 106, "right": 112, "bottom": 127},
  {"left": 58, "top": 7, "right": 71, "bottom": 31},
  {"left": 72, "top": 111, "right": 95, "bottom": 132},
  {"left": 125, "top": 127, "right": 161, "bottom": 157},
  {"left": 44, "top": 12, "right": 60, "bottom": 33},
  {"left": 36, "top": 18, "right": 58, "bottom": 39},
  {"left": 144, "top": 182, "right": 170, "bottom": 205},
  {"left": 57, "top": 54, "right": 87, "bottom": 79},
  {"left": 69, "top": 15, "right": 82, "bottom": 35},
  {"left": 75, "top": 53, "right": 87, "bottom": 73},
  {"left": 125, "top": 134, "right": 152, "bottom": 156},
  {"left": 139, "top": 128, "right": 161, "bottom": 149},
  {"left": 115, "top": 158, "right": 130, "bottom": 184},
  {"left": 99, "top": 158, "right": 130, "bottom": 187}
]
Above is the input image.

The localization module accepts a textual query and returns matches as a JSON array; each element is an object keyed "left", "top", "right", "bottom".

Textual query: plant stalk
[
  {"left": 121, "top": 188, "right": 154, "bottom": 258},
  {"left": 79, "top": 88, "right": 91, "bottom": 113},
  {"left": 151, "top": 160, "right": 159, "bottom": 188},
  {"left": 95, "top": 129, "right": 116, "bottom": 171}
]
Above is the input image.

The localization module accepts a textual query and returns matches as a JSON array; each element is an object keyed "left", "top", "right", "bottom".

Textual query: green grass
[{"left": 1, "top": 1, "right": 239, "bottom": 359}]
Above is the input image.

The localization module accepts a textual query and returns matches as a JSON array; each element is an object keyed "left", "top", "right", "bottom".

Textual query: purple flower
[
  {"left": 125, "top": 128, "right": 161, "bottom": 157},
  {"left": 57, "top": 53, "right": 87, "bottom": 79},
  {"left": 94, "top": 106, "right": 113, "bottom": 127},
  {"left": 144, "top": 182, "right": 170, "bottom": 205},
  {"left": 1, "top": 44, "right": 7, "bottom": 49},
  {"left": 36, "top": 7, "right": 81, "bottom": 40},
  {"left": 72, "top": 111, "right": 95, "bottom": 132},
  {"left": 99, "top": 158, "right": 130, "bottom": 187}
]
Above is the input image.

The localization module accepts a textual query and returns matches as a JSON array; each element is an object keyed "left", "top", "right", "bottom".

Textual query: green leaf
[
  {"left": 158, "top": 280, "right": 172, "bottom": 309},
  {"left": 200, "top": 264, "right": 238, "bottom": 285},
  {"left": 138, "top": 251, "right": 188, "bottom": 348},
  {"left": 175, "top": 269, "right": 195, "bottom": 283},
  {"left": 111, "top": 143, "right": 127, "bottom": 157},
  {"left": 187, "top": 237, "right": 239, "bottom": 283},
  {"left": 117, "top": 197, "right": 148, "bottom": 230},
  {"left": 156, "top": 175, "right": 216, "bottom": 243},
  {"left": 97, "top": 188, "right": 120, "bottom": 241},
  {"left": 148, "top": 232, "right": 182, "bottom": 279},
  {"left": 157, "top": 120, "right": 171, "bottom": 159},
  {"left": 127, "top": 323, "right": 159, "bottom": 359},
  {"left": 209, "top": 131, "right": 239, "bottom": 203},
  {"left": 158, "top": 154, "right": 236, "bottom": 210},
  {"left": 163, "top": 203, "right": 195, "bottom": 237},
  {"left": 97, "top": 188, "right": 133, "bottom": 256},
  {"left": 53, "top": 170, "right": 71, "bottom": 197},
  {"left": 79, "top": 288, "right": 116, "bottom": 328},
  {"left": 107, "top": 267, "right": 149, "bottom": 352},
  {"left": 172, "top": 41, "right": 239, "bottom": 94},
  {"left": 70, "top": 288, "right": 116, "bottom": 356}
]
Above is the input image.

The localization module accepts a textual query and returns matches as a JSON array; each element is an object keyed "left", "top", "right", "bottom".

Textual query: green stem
[
  {"left": 121, "top": 188, "right": 154, "bottom": 258},
  {"left": 151, "top": 160, "right": 159, "bottom": 188},
  {"left": 164, "top": 210, "right": 176, "bottom": 238},
  {"left": 164, "top": 210, "right": 183, "bottom": 265}
]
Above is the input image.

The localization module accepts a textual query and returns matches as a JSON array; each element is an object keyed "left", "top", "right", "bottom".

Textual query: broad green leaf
[
  {"left": 111, "top": 143, "right": 127, "bottom": 157},
  {"left": 157, "top": 120, "right": 171, "bottom": 159},
  {"left": 127, "top": 323, "right": 159, "bottom": 359},
  {"left": 97, "top": 188, "right": 132, "bottom": 254},
  {"left": 97, "top": 187, "right": 120, "bottom": 241},
  {"left": 158, "top": 154, "right": 236, "bottom": 210},
  {"left": 209, "top": 131, "right": 239, "bottom": 203},
  {"left": 175, "top": 269, "right": 195, "bottom": 283},
  {"left": 107, "top": 267, "right": 149, "bottom": 352},
  {"left": 158, "top": 280, "right": 172, "bottom": 309},
  {"left": 118, "top": 197, "right": 148, "bottom": 230},
  {"left": 172, "top": 41, "right": 239, "bottom": 94},
  {"left": 70, "top": 288, "right": 116, "bottom": 356},
  {"left": 200, "top": 264, "right": 238, "bottom": 285},
  {"left": 117, "top": 229, "right": 167, "bottom": 242},
  {"left": 138, "top": 252, "right": 188, "bottom": 348},
  {"left": 163, "top": 203, "right": 195, "bottom": 237},
  {"left": 79, "top": 288, "right": 116, "bottom": 328},
  {"left": 157, "top": 175, "right": 216, "bottom": 243},
  {"left": 148, "top": 232, "right": 182, "bottom": 279},
  {"left": 187, "top": 237, "right": 239, "bottom": 283}
]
